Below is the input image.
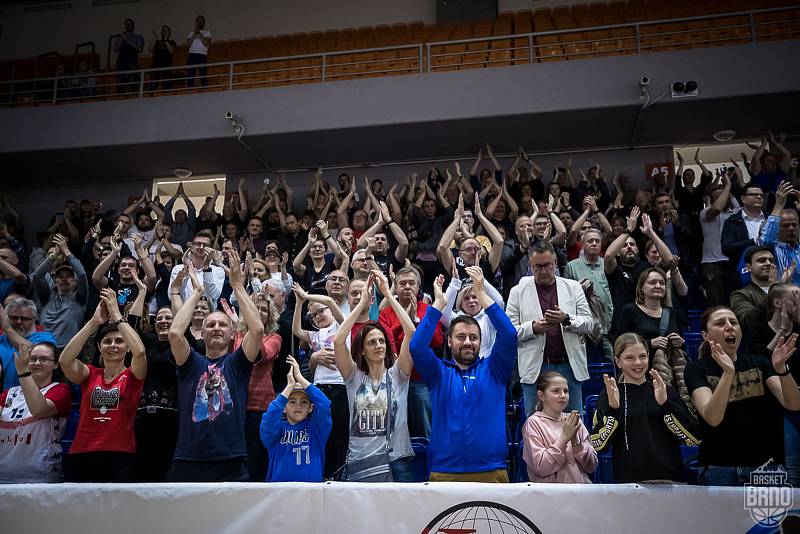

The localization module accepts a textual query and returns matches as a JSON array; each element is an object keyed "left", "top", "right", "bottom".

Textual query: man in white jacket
[{"left": 506, "top": 242, "right": 594, "bottom": 417}]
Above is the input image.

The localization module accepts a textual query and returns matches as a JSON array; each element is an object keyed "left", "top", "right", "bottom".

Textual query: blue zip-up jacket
[
  {"left": 410, "top": 303, "right": 517, "bottom": 474},
  {"left": 259, "top": 383, "right": 332, "bottom": 482}
]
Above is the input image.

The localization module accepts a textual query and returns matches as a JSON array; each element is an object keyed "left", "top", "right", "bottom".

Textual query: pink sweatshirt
[{"left": 522, "top": 411, "right": 598, "bottom": 484}]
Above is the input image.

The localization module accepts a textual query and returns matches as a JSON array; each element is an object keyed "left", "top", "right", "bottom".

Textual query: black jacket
[{"left": 721, "top": 209, "right": 763, "bottom": 269}]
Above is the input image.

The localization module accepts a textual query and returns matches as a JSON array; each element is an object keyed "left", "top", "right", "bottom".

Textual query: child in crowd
[
  {"left": 260, "top": 355, "right": 331, "bottom": 482},
  {"left": 522, "top": 371, "right": 597, "bottom": 483},
  {"left": 591, "top": 333, "right": 701, "bottom": 483}
]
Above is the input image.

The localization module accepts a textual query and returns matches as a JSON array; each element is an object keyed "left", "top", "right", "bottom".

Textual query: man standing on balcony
[
  {"left": 186, "top": 14, "right": 212, "bottom": 88},
  {"left": 114, "top": 18, "right": 144, "bottom": 93}
]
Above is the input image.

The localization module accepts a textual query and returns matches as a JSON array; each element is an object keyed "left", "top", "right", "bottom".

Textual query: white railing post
[
  {"left": 749, "top": 11, "right": 757, "bottom": 42},
  {"left": 635, "top": 24, "right": 641, "bottom": 52},
  {"left": 52, "top": 76, "right": 58, "bottom": 104},
  {"left": 138, "top": 71, "right": 145, "bottom": 97},
  {"left": 322, "top": 54, "right": 327, "bottom": 81},
  {"left": 419, "top": 44, "right": 423, "bottom": 73},
  {"left": 228, "top": 63, "right": 234, "bottom": 90},
  {"left": 528, "top": 34, "right": 534, "bottom": 63},
  {"left": 426, "top": 44, "right": 431, "bottom": 72}
]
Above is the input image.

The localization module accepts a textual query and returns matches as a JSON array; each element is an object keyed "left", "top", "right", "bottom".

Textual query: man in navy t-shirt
[{"left": 166, "top": 251, "right": 264, "bottom": 482}]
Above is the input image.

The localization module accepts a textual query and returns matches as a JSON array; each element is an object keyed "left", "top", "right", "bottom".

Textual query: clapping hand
[
  {"left": 650, "top": 369, "right": 668, "bottom": 406},
  {"left": 560, "top": 410, "right": 581, "bottom": 446},
  {"left": 772, "top": 333, "right": 799, "bottom": 374},
  {"left": 603, "top": 373, "right": 620, "bottom": 409}
]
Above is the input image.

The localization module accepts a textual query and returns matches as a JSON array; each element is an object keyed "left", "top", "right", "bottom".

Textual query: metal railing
[{"left": 0, "top": 5, "right": 797, "bottom": 107}]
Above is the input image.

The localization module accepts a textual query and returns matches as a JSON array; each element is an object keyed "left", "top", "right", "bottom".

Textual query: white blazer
[{"left": 506, "top": 276, "right": 595, "bottom": 385}]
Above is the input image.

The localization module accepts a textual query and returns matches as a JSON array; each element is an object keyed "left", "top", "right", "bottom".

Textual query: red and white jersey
[{"left": 0, "top": 382, "right": 71, "bottom": 482}]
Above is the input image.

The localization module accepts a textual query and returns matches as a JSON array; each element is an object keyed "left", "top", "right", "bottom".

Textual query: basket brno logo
[
  {"left": 421, "top": 501, "right": 543, "bottom": 534},
  {"left": 744, "top": 460, "right": 794, "bottom": 528}
]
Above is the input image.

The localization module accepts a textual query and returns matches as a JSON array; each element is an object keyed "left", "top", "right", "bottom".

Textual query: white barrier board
[{"left": 0, "top": 481, "right": 797, "bottom": 534}]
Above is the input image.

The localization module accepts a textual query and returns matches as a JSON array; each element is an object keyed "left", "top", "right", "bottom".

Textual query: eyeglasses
[
  {"left": 461, "top": 247, "right": 480, "bottom": 254},
  {"left": 532, "top": 262, "right": 555, "bottom": 271},
  {"left": 744, "top": 193, "right": 764, "bottom": 198},
  {"left": 29, "top": 357, "right": 55, "bottom": 364},
  {"left": 310, "top": 307, "right": 329, "bottom": 318}
]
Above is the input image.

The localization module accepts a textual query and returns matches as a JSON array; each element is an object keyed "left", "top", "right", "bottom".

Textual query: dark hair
[
  {"left": 448, "top": 315, "right": 481, "bottom": 342},
  {"left": 743, "top": 244, "right": 774, "bottom": 265},
  {"left": 194, "top": 229, "right": 213, "bottom": 241},
  {"left": 530, "top": 241, "right": 556, "bottom": 257},
  {"left": 742, "top": 183, "right": 764, "bottom": 197},
  {"left": 96, "top": 323, "right": 121, "bottom": 343},
  {"left": 697, "top": 305, "right": 731, "bottom": 359},
  {"left": 535, "top": 371, "right": 566, "bottom": 412},
  {"left": 351, "top": 322, "right": 394, "bottom": 373}
]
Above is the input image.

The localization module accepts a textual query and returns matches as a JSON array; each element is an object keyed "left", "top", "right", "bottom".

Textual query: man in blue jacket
[{"left": 410, "top": 265, "right": 517, "bottom": 482}]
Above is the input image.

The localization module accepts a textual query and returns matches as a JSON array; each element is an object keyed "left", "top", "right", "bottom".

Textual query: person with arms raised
[
  {"left": 410, "top": 266, "right": 517, "bottom": 482},
  {"left": 166, "top": 250, "right": 264, "bottom": 482}
]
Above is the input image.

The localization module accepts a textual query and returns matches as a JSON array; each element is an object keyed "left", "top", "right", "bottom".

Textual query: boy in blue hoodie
[{"left": 260, "top": 355, "right": 332, "bottom": 482}]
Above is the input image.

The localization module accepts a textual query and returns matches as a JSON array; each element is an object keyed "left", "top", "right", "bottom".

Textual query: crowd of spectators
[{"left": 0, "top": 135, "right": 798, "bottom": 487}]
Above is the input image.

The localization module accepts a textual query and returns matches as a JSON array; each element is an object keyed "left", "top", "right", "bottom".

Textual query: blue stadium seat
[
  {"left": 584, "top": 394, "right": 614, "bottom": 484},
  {"left": 410, "top": 437, "right": 430, "bottom": 482},
  {"left": 584, "top": 362, "right": 615, "bottom": 403},
  {"left": 684, "top": 332, "right": 703, "bottom": 360},
  {"left": 686, "top": 309, "right": 704, "bottom": 332}
]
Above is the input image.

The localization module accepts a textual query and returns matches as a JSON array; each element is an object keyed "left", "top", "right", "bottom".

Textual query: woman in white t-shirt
[
  {"left": 334, "top": 270, "right": 416, "bottom": 482},
  {"left": 291, "top": 282, "right": 349, "bottom": 478},
  {"left": 0, "top": 342, "right": 71, "bottom": 483}
]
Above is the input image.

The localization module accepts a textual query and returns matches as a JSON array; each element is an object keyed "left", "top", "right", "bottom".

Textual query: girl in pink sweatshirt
[{"left": 522, "top": 371, "right": 597, "bottom": 483}]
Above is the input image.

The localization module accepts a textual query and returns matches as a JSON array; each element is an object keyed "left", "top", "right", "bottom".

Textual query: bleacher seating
[{"left": 1, "top": 1, "right": 798, "bottom": 104}]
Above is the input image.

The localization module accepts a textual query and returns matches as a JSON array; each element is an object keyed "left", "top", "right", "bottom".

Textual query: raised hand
[
  {"left": 219, "top": 298, "right": 239, "bottom": 325},
  {"left": 371, "top": 269, "right": 391, "bottom": 297},
  {"left": 100, "top": 287, "right": 122, "bottom": 322},
  {"left": 709, "top": 341, "right": 736, "bottom": 375},
  {"left": 14, "top": 343, "right": 32, "bottom": 375},
  {"left": 226, "top": 249, "right": 244, "bottom": 288},
  {"left": 773, "top": 333, "right": 799, "bottom": 374},
  {"left": 626, "top": 206, "right": 641, "bottom": 232},
  {"left": 378, "top": 201, "right": 392, "bottom": 222},
  {"left": 603, "top": 374, "right": 620, "bottom": 409},
  {"left": 131, "top": 268, "right": 147, "bottom": 292},
  {"left": 432, "top": 274, "right": 446, "bottom": 309},
  {"left": 473, "top": 193, "right": 483, "bottom": 217},
  {"left": 464, "top": 265, "right": 485, "bottom": 296},
  {"left": 639, "top": 213, "right": 655, "bottom": 236},
  {"left": 650, "top": 369, "right": 668, "bottom": 405},
  {"left": 292, "top": 282, "right": 308, "bottom": 302}
]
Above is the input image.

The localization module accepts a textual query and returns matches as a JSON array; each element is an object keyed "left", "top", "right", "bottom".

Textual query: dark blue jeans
[
  {"left": 785, "top": 410, "right": 800, "bottom": 486},
  {"left": 699, "top": 465, "right": 760, "bottom": 486},
  {"left": 407, "top": 380, "right": 431, "bottom": 439},
  {"left": 186, "top": 53, "right": 208, "bottom": 87},
  {"left": 391, "top": 456, "right": 415, "bottom": 482}
]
